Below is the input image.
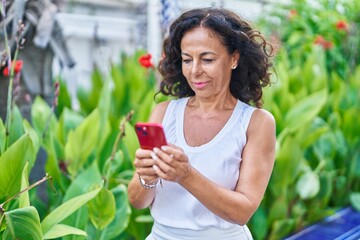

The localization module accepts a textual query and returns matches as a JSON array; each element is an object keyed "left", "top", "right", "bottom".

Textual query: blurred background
[
  {"left": 54, "top": 0, "right": 288, "bottom": 108},
  {"left": 0, "top": 0, "right": 359, "bottom": 240}
]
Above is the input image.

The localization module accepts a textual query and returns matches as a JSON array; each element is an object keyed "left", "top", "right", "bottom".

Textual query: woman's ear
[{"left": 231, "top": 51, "right": 240, "bottom": 69}]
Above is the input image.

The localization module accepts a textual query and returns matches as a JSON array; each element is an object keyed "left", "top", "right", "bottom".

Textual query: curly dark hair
[{"left": 157, "top": 7, "right": 274, "bottom": 108}]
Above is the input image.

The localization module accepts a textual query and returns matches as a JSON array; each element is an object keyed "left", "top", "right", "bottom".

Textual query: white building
[{"left": 55, "top": 0, "right": 288, "bottom": 101}]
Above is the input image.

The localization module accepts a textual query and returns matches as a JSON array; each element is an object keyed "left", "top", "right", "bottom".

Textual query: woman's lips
[{"left": 193, "top": 81, "right": 209, "bottom": 89}]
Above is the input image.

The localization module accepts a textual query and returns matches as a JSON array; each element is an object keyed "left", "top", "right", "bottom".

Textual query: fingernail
[
  {"left": 153, "top": 147, "right": 159, "bottom": 153},
  {"left": 150, "top": 152, "right": 158, "bottom": 160},
  {"left": 161, "top": 146, "right": 168, "bottom": 151},
  {"left": 153, "top": 165, "right": 159, "bottom": 170}
]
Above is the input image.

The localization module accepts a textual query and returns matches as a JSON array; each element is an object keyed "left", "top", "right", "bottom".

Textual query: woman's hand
[
  {"left": 134, "top": 148, "right": 159, "bottom": 184},
  {"left": 151, "top": 144, "right": 192, "bottom": 183}
]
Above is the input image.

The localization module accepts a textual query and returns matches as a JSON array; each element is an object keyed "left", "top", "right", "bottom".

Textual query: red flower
[
  {"left": 336, "top": 20, "right": 349, "bottom": 32},
  {"left": 314, "top": 35, "right": 333, "bottom": 49},
  {"left": 139, "top": 54, "right": 154, "bottom": 68},
  {"left": 2, "top": 60, "right": 23, "bottom": 77},
  {"left": 288, "top": 9, "right": 298, "bottom": 19}
]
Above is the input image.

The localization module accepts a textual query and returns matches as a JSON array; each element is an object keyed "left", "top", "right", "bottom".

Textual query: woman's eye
[
  {"left": 182, "top": 59, "right": 192, "bottom": 64},
  {"left": 203, "top": 59, "right": 214, "bottom": 63}
]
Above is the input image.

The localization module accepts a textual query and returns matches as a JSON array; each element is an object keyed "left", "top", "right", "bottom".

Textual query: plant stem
[
  {"left": 2, "top": 0, "right": 13, "bottom": 149},
  {"left": 110, "top": 110, "right": 134, "bottom": 160},
  {"left": 0, "top": 174, "right": 52, "bottom": 210},
  {"left": 104, "top": 110, "right": 134, "bottom": 188}
]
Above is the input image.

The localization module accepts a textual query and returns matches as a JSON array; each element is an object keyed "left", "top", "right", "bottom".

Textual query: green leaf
[
  {"left": 268, "top": 197, "right": 288, "bottom": 225},
  {"left": 0, "top": 118, "right": 6, "bottom": 154},
  {"left": 134, "top": 89, "right": 156, "bottom": 122},
  {"left": 135, "top": 215, "right": 154, "bottom": 223},
  {"left": 3, "top": 206, "right": 43, "bottom": 240},
  {"left": 249, "top": 205, "right": 268, "bottom": 240},
  {"left": 77, "top": 68, "right": 103, "bottom": 114},
  {"left": 270, "top": 134, "right": 303, "bottom": 196},
  {"left": 295, "top": 117, "right": 329, "bottom": 149},
  {"left": 269, "top": 218, "right": 295, "bottom": 240},
  {"left": 0, "top": 134, "right": 34, "bottom": 197},
  {"left": 65, "top": 109, "right": 101, "bottom": 176},
  {"left": 43, "top": 224, "right": 87, "bottom": 239},
  {"left": 57, "top": 77, "right": 73, "bottom": 117},
  {"left": 313, "top": 131, "right": 337, "bottom": 170},
  {"left": 88, "top": 188, "right": 116, "bottom": 230},
  {"left": 23, "top": 120, "right": 40, "bottom": 154},
  {"left": 60, "top": 163, "right": 102, "bottom": 240},
  {"left": 350, "top": 192, "right": 360, "bottom": 211},
  {"left": 120, "top": 122, "right": 140, "bottom": 165},
  {"left": 110, "top": 64, "right": 126, "bottom": 118},
  {"left": 41, "top": 183, "right": 102, "bottom": 234},
  {"left": 97, "top": 185, "right": 131, "bottom": 239},
  {"left": 103, "top": 150, "right": 124, "bottom": 178},
  {"left": 58, "top": 108, "right": 84, "bottom": 145},
  {"left": 284, "top": 89, "right": 327, "bottom": 132},
  {"left": 296, "top": 171, "right": 320, "bottom": 199},
  {"left": 63, "top": 162, "right": 102, "bottom": 201},
  {"left": 31, "top": 96, "right": 57, "bottom": 138},
  {"left": 8, "top": 105, "right": 24, "bottom": 146},
  {"left": 19, "top": 162, "right": 30, "bottom": 208},
  {"left": 315, "top": 172, "right": 334, "bottom": 207}
]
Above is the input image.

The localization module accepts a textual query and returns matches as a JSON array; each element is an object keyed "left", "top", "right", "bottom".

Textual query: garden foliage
[
  {"left": 248, "top": 0, "right": 360, "bottom": 239},
  {"left": 1, "top": 0, "right": 360, "bottom": 239}
]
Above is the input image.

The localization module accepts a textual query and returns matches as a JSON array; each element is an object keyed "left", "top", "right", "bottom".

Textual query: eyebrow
[{"left": 181, "top": 52, "right": 216, "bottom": 57}]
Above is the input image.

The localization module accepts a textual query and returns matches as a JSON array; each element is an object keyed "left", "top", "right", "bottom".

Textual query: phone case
[{"left": 135, "top": 122, "right": 167, "bottom": 150}]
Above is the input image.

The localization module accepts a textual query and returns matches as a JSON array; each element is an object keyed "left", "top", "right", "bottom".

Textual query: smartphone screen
[{"left": 135, "top": 122, "right": 167, "bottom": 150}]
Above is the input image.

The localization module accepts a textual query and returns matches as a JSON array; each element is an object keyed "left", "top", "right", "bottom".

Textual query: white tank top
[{"left": 150, "top": 97, "right": 256, "bottom": 231}]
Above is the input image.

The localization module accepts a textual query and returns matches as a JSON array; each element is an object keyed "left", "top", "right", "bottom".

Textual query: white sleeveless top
[{"left": 149, "top": 97, "right": 255, "bottom": 238}]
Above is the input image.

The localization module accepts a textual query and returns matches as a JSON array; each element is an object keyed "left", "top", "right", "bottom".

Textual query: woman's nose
[{"left": 191, "top": 61, "right": 202, "bottom": 75}]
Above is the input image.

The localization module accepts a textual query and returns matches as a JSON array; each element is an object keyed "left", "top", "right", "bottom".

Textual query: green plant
[
  {"left": 27, "top": 51, "right": 165, "bottom": 240},
  {"left": 248, "top": 46, "right": 360, "bottom": 239},
  {"left": 0, "top": 1, "right": 105, "bottom": 238},
  {"left": 243, "top": 1, "right": 360, "bottom": 238},
  {"left": 260, "top": 0, "right": 360, "bottom": 79}
]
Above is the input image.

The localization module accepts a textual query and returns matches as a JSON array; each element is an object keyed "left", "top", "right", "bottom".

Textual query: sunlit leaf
[
  {"left": 8, "top": 105, "right": 24, "bottom": 146},
  {"left": 0, "top": 118, "right": 6, "bottom": 155},
  {"left": 41, "top": 184, "right": 102, "bottom": 234},
  {"left": 61, "top": 163, "right": 102, "bottom": 239},
  {"left": 350, "top": 192, "right": 360, "bottom": 211},
  {"left": 3, "top": 206, "right": 43, "bottom": 240},
  {"left": 285, "top": 89, "right": 327, "bottom": 132},
  {"left": 88, "top": 188, "right": 116, "bottom": 230},
  {"left": 120, "top": 121, "right": 140, "bottom": 166},
  {"left": 43, "top": 224, "right": 86, "bottom": 239},
  {"left": 135, "top": 215, "right": 154, "bottom": 223},
  {"left": 65, "top": 109, "right": 101, "bottom": 176},
  {"left": 19, "top": 162, "right": 30, "bottom": 208},
  {"left": 31, "top": 96, "right": 57, "bottom": 138},
  {"left": 58, "top": 108, "right": 84, "bottom": 145},
  {"left": 0, "top": 134, "right": 34, "bottom": 197},
  {"left": 271, "top": 134, "right": 303, "bottom": 196},
  {"left": 296, "top": 171, "right": 320, "bottom": 199},
  {"left": 250, "top": 205, "right": 268, "bottom": 240},
  {"left": 95, "top": 185, "right": 131, "bottom": 239},
  {"left": 269, "top": 218, "right": 295, "bottom": 240}
]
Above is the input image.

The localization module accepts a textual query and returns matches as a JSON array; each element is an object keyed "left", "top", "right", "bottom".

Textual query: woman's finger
[
  {"left": 134, "top": 158, "right": 156, "bottom": 168},
  {"left": 135, "top": 148, "right": 153, "bottom": 159},
  {"left": 153, "top": 147, "right": 177, "bottom": 164},
  {"left": 153, "top": 165, "right": 168, "bottom": 179}
]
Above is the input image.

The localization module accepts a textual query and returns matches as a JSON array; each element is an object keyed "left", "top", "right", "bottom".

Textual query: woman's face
[{"left": 180, "top": 27, "right": 239, "bottom": 99}]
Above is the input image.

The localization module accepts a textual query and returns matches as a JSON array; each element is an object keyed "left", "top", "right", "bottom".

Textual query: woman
[{"left": 128, "top": 7, "right": 276, "bottom": 240}]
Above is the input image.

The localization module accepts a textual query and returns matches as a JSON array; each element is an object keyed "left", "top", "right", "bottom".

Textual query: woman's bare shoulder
[
  {"left": 149, "top": 100, "right": 172, "bottom": 123},
  {"left": 248, "top": 108, "right": 276, "bottom": 135}
]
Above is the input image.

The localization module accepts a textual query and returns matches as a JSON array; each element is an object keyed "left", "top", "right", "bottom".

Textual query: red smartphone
[{"left": 135, "top": 122, "right": 167, "bottom": 150}]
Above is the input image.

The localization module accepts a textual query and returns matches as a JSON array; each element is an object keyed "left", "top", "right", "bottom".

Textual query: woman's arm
[
  {"left": 152, "top": 109, "right": 276, "bottom": 224},
  {"left": 127, "top": 101, "right": 170, "bottom": 209}
]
